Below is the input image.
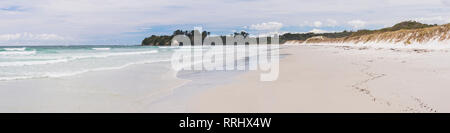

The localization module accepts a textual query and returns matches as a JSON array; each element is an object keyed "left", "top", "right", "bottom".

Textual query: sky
[{"left": 1, "top": 0, "right": 450, "bottom": 45}]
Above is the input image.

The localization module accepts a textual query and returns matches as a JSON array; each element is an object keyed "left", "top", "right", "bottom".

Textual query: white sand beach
[
  {"left": 188, "top": 45, "right": 450, "bottom": 113},
  {"left": 2, "top": 45, "right": 450, "bottom": 113}
]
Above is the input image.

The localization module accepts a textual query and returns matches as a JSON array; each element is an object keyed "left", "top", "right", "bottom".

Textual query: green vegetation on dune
[
  {"left": 279, "top": 31, "right": 353, "bottom": 44},
  {"left": 350, "top": 21, "right": 437, "bottom": 36},
  {"left": 282, "top": 21, "right": 438, "bottom": 43},
  {"left": 304, "top": 22, "right": 450, "bottom": 45}
]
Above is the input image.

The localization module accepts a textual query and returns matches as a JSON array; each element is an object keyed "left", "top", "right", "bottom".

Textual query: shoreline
[
  {"left": 0, "top": 52, "right": 253, "bottom": 112},
  {"left": 0, "top": 46, "right": 259, "bottom": 112}
]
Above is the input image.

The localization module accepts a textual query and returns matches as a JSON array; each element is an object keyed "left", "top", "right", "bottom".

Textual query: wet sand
[{"left": 0, "top": 62, "right": 188, "bottom": 112}]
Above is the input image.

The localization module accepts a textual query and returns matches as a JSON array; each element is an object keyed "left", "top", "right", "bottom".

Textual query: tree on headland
[
  {"left": 234, "top": 31, "right": 249, "bottom": 38},
  {"left": 142, "top": 30, "right": 250, "bottom": 46}
]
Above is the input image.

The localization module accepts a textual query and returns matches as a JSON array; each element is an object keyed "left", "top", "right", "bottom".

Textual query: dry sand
[{"left": 188, "top": 45, "right": 450, "bottom": 113}]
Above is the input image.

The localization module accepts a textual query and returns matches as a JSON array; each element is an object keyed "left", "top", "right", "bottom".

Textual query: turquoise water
[
  {"left": 0, "top": 45, "right": 174, "bottom": 81},
  {"left": 0, "top": 45, "right": 279, "bottom": 81}
]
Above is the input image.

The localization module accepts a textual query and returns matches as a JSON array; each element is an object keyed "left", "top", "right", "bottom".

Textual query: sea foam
[
  {"left": 3, "top": 47, "right": 26, "bottom": 51},
  {"left": 0, "top": 59, "right": 70, "bottom": 67},
  {"left": 0, "top": 50, "right": 36, "bottom": 55},
  {"left": 0, "top": 50, "right": 159, "bottom": 67},
  {"left": 0, "top": 46, "right": 166, "bottom": 81},
  {"left": 0, "top": 59, "right": 171, "bottom": 81},
  {"left": 92, "top": 48, "right": 111, "bottom": 51}
]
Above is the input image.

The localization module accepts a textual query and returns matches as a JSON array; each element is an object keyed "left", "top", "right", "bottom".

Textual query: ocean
[
  {"left": 0, "top": 45, "right": 172, "bottom": 81},
  {"left": 0, "top": 45, "right": 280, "bottom": 81}
]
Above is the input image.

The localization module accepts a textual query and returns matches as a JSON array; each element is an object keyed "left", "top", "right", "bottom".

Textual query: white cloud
[
  {"left": 308, "top": 29, "right": 332, "bottom": 33},
  {"left": 299, "top": 21, "right": 309, "bottom": 27},
  {"left": 0, "top": 33, "right": 66, "bottom": 41},
  {"left": 0, "top": 33, "right": 70, "bottom": 45},
  {"left": 326, "top": 19, "right": 338, "bottom": 27},
  {"left": 250, "top": 31, "right": 287, "bottom": 37},
  {"left": 300, "top": 20, "right": 338, "bottom": 27},
  {"left": 414, "top": 16, "right": 450, "bottom": 24},
  {"left": 250, "top": 22, "right": 283, "bottom": 31},
  {"left": 313, "top": 21, "right": 323, "bottom": 27},
  {"left": 443, "top": 0, "right": 450, "bottom": 6},
  {"left": 348, "top": 20, "right": 367, "bottom": 29}
]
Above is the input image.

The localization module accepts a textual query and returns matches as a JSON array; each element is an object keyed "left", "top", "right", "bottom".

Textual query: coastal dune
[{"left": 303, "top": 24, "right": 450, "bottom": 46}]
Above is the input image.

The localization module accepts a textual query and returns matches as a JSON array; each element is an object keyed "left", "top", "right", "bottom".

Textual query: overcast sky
[{"left": 1, "top": 0, "right": 450, "bottom": 45}]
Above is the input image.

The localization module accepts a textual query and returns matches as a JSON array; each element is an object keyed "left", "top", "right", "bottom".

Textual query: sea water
[
  {"left": 0, "top": 45, "right": 173, "bottom": 81},
  {"left": 0, "top": 45, "right": 280, "bottom": 81}
]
